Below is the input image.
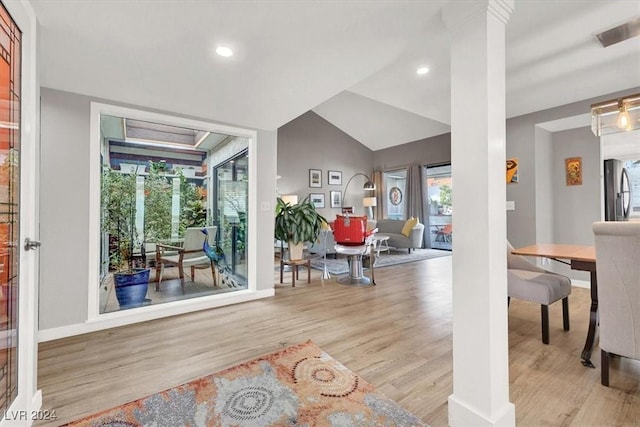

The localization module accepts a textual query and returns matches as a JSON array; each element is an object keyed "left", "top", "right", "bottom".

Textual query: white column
[
  {"left": 442, "top": 1, "right": 515, "bottom": 426},
  {"left": 171, "top": 177, "right": 181, "bottom": 239}
]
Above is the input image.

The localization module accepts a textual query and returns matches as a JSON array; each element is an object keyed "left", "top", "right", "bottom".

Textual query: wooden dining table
[{"left": 511, "top": 244, "right": 598, "bottom": 368}]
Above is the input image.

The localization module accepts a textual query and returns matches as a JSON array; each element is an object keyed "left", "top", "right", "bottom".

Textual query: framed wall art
[
  {"left": 328, "top": 170, "right": 342, "bottom": 185},
  {"left": 330, "top": 190, "right": 342, "bottom": 208},
  {"left": 506, "top": 158, "right": 519, "bottom": 184},
  {"left": 389, "top": 186, "right": 403, "bottom": 206},
  {"left": 309, "top": 193, "right": 325, "bottom": 209},
  {"left": 309, "top": 169, "right": 322, "bottom": 188},
  {"left": 565, "top": 157, "right": 582, "bottom": 186}
]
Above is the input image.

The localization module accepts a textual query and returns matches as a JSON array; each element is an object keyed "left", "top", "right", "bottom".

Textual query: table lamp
[
  {"left": 280, "top": 194, "right": 298, "bottom": 205},
  {"left": 362, "top": 196, "right": 377, "bottom": 220}
]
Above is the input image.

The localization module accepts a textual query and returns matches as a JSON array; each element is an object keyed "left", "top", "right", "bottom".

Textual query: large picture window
[
  {"left": 383, "top": 169, "right": 407, "bottom": 220},
  {"left": 91, "top": 105, "right": 254, "bottom": 315}
]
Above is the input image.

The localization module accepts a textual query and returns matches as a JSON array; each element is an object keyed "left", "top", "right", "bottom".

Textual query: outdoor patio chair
[{"left": 155, "top": 226, "right": 218, "bottom": 292}]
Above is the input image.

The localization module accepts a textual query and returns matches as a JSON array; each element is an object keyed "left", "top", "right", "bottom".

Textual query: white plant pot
[{"left": 288, "top": 241, "right": 305, "bottom": 260}]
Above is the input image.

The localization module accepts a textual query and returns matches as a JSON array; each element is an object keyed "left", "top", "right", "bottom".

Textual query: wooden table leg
[
  {"left": 572, "top": 259, "right": 598, "bottom": 368},
  {"left": 580, "top": 269, "right": 598, "bottom": 368},
  {"left": 292, "top": 265, "right": 296, "bottom": 287},
  {"left": 307, "top": 260, "right": 310, "bottom": 283}
]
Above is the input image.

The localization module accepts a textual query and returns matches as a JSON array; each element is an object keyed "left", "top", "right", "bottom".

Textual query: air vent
[{"left": 595, "top": 16, "right": 640, "bottom": 47}]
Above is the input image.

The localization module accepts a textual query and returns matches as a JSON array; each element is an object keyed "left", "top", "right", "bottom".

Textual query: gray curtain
[
  {"left": 372, "top": 170, "right": 384, "bottom": 220},
  {"left": 406, "top": 163, "right": 426, "bottom": 248}
]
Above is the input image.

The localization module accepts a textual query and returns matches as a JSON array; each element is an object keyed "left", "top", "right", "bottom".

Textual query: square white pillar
[{"left": 442, "top": 1, "right": 515, "bottom": 425}]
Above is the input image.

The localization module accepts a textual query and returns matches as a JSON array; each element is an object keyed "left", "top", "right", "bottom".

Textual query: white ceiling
[{"left": 30, "top": 0, "right": 640, "bottom": 151}]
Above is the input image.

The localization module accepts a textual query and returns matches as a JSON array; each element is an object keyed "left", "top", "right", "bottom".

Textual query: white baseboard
[
  {"left": 1, "top": 390, "right": 42, "bottom": 427},
  {"left": 571, "top": 279, "right": 590, "bottom": 289},
  {"left": 448, "top": 394, "right": 515, "bottom": 426},
  {"left": 39, "top": 288, "right": 275, "bottom": 342}
]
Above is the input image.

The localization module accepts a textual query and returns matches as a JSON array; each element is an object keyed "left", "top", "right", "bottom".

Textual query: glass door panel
[
  {"left": 214, "top": 149, "right": 248, "bottom": 286},
  {"left": 425, "top": 164, "right": 452, "bottom": 250},
  {"left": 0, "top": 2, "right": 20, "bottom": 411}
]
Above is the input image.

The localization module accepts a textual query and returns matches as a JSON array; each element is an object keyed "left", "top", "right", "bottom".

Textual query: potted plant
[
  {"left": 275, "top": 195, "right": 327, "bottom": 260},
  {"left": 101, "top": 166, "right": 150, "bottom": 309}
]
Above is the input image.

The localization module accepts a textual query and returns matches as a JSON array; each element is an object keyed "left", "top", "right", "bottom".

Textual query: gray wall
[
  {"left": 372, "top": 133, "right": 451, "bottom": 171},
  {"left": 39, "top": 87, "right": 277, "bottom": 331},
  {"left": 506, "top": 87, "right": 640, "bottom": 248},
  {"left": 277, "top": 111, "right": 373, "bottom": 218},
  {"left": 551, "top": 127, "right": 601, "bottom": 280},
  {"left": 278, "top": 88, "right": 639, "bottom": 279},
  {"left": 40, "top": 88, "right": 91, "bottom": 328},
  {"left": 552, "top": 126, "right": 601, "bottom": 246},
  {"left": 533, "top": 126, "right": 553, "bottom": 246}
]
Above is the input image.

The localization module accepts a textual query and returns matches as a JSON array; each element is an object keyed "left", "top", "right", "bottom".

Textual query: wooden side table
[{"left": 280, "top": 258, "right": 311, "bottom": 287}]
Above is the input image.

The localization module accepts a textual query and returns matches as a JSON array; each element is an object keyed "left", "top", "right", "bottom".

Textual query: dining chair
[
  {"left": 593, "top": 221, "right": 640, "bottom": 386},
  {"left": 155, "top": 226, "right": 218, "bottom": 291},
  {"left": 507, "top": 241, "right": 571, "bottom": 344}
]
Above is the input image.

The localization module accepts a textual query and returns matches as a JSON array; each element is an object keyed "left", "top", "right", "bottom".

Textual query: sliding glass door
[
  {"left": 425, "top": 164, "right": 452, "bottom": 250},
  {"left": 213, "top": 149, "right": 248, "bottom": 286}
]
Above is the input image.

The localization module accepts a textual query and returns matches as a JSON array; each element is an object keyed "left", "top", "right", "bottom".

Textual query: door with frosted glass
[{"left": 0, "top": 3, "right": 20, "bottom": 412}]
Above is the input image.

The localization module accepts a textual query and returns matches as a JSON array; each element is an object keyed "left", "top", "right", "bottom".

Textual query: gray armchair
[
  {"left": 593, "top": 221, "right": 640, "bottom": 386},
  {"left": 507, "top": 241, "right": 572, "bottom": 344}
]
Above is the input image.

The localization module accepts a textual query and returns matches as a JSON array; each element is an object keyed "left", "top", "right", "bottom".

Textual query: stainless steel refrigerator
[{"left": 604, "top": 159, "right": 632, "bottom": 221}]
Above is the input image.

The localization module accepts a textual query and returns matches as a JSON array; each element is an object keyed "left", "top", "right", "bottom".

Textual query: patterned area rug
[
  {"left": 310, "top": 248, "right": 451, "bottom": 275},
  {"left": 64, "top": 340, "right": 427, "bottom": 426}
]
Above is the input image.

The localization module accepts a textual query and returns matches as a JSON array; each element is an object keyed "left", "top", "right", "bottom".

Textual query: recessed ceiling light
[
  {"left": 416, "top": 66, "right": 429, "bottom": 75},
  {"left": 216, "top": 46, "right": 233, "bottom": 57}
]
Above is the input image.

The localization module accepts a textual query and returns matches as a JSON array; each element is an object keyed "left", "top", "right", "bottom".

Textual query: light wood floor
[{"left": 36, "top": 256, "right": 640, "bottom": 426}]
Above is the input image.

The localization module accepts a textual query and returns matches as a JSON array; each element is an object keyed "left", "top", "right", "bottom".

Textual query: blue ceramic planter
[{"left": 114, "top": 268, "right": 150, "bottom": 309}]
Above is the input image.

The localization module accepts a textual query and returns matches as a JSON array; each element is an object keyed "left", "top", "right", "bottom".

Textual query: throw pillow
[{"left": 401, "top": 217, "right": 418, "bottom": 237}]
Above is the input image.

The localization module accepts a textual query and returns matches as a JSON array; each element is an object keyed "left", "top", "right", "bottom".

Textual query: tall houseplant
[
  {"left": 275, "top": 195, "right": 327, "bottom": 260},
  {"left": 101, "top": 166, "right": 150, "bottom": 309}
]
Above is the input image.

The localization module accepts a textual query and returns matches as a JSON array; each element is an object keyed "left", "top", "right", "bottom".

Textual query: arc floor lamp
[{"left": 342, "top": 173, "right": 376, "bottom": 219}]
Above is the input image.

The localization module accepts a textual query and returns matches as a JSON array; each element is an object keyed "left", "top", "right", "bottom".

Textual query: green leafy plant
[
  {"left": 275, "top": 195, "right": 327, "bottom": 244},
  {"left": 144, "top": 161, "right": 172, "bottom": 243},
  {"left": 440, "top": 184, "right": 452, "bottom": 207},
  {"left": 179, "top": 174, "right": 207, "bottom": 232},
  {"left": 101, "top": 167, "right": 138, "bottom": 271}
]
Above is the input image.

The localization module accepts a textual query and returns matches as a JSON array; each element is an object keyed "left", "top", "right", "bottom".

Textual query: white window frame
[{"left": 87, "top": 102, "right": 258, "bottom": 326}]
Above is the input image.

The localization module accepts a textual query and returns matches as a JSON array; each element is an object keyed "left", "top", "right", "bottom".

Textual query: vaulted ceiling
[{"left": 31, "top": 0, "right": 640, "bottom": 151}]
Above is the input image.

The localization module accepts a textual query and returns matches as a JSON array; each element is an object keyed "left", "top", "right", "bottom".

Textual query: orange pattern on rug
[{"left": 65, "top": 340, "right": 427, "bottom": 426}]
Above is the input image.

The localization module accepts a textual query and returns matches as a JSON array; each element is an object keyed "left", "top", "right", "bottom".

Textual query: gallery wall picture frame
[
  {"left": 330, "top": 190, "right": 342, "bottom": 208},
  {"left": 309, "top": 169, "right": 322, "bottom": 188},
  {"left": 309, "top": 193, "right": 325, "bottom": 209},
  {"left": 565, "top": 157, "right": 582, "bottom": 186},
  {"left": 328, "top": 170, "right": 342, "bottom": 185}
]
